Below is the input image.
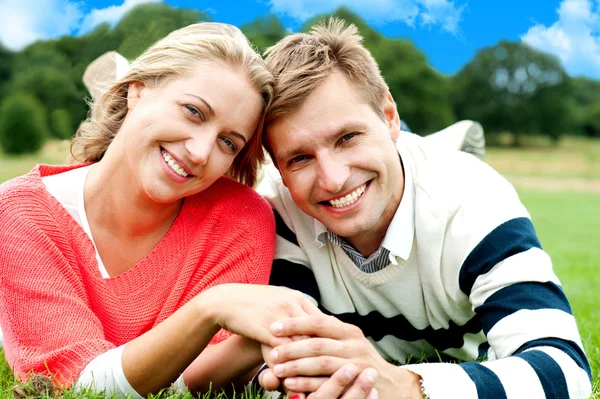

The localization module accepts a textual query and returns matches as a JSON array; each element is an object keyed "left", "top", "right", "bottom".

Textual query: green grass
[
  {"left": 0, "top": 138, "right": 599, "bottom": 397},
  {"left": 0, "top": 140, "right": 72, "bottom": 183}
]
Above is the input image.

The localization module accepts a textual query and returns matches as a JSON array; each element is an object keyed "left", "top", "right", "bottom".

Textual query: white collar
[{"left": 313, "top": 140, "right": 415, "bottom": 263}]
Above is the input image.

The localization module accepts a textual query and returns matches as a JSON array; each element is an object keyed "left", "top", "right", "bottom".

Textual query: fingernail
[
  {"left": 290, "top": 395, "right": 301, "bottom": 399},
  {"left": 273, "top": 364, "right": 284, "bottom": 376},
  {"left": 344, "top": 364, "right": 358, "bottom": 379},
  {"left": 270, "top": 349, "right": 278, "bottom": 362},
  {"left": 366, "top": 369, "right": 377, "bottom": 384},
  {"left": 271, "top": 321, "right": 283, "bottom": 334},
  {"left": 285, "top": 378, "right": 297, "bottom": 389},
  {"left": 367, "top": 388, "right": 378, "bottom": 399}
]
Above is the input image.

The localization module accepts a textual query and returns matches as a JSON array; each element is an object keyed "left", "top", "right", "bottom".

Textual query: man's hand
[
  {"left": 259, "top": 363, "right": 379, "bottom": 399},
  {"left": 265, "top": 315, "right": 422, "bottom": 399}
]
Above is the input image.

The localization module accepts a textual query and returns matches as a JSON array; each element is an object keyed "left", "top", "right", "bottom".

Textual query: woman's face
[{"left": 121, "top": 63, "right": 263, "bottom": 203}]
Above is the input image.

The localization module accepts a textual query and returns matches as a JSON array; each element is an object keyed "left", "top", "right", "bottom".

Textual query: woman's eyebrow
[{"left": 184, "top": 93, "right": 215, "bottom": 117}]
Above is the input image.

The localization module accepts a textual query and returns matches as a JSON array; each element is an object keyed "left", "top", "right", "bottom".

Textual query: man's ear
[
  {"left": 382, "top": 92, "right": 401, "bottom": 142},
  {"left": 127, "top": 81, "right": 146, "bottom": 111}
]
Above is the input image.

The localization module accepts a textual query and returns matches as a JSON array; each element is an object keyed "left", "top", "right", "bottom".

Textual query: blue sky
[{"left": 1, "top": 0, "right": 600, "bottom": 78}]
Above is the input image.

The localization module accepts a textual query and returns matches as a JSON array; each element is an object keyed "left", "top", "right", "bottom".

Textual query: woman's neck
[{"left": 84, "top": 141, "right": 182, "bottom": 240}]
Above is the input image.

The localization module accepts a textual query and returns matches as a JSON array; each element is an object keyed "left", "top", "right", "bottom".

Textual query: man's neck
[{"left": 344, "top": 154, "right": 406, "bottom": 258}]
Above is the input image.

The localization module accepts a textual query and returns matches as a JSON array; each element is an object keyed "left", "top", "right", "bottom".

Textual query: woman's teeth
[
  {"left": 329, "top": 184, "right": 367, "bottom": 208},
  {"left": 161, "top": 150, "right": 189, "bottom": 177}
]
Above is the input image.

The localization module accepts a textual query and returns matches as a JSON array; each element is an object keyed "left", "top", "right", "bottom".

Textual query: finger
[
  {"left": 301, "top": 297, "right": 324, "bottom": 316},
  {"left": 258, "top": 369, "right": 281, "bottom": 391},
  {"left": 272, "top": 356, "right": 347, "bottom": 378},
  {"left": 304, "top": 363, "right": 359, "bottom": 399},
  {"left": 229, "top": 319, "right": 290, "bottom": 349},
  {"left": 271, "top": 315, "right": 361, "bottom": 340},
  {"left": 271, "top": 338, "right": 346, "bottom": 363},
  {"left": 291, "top": 334, "right": 311, "bottom": 342},
  {"left": 340, "top": 368, "right": 378, "bottom": 399},
  {"left": 283, "top": 376, "right": 329, "bottom": 393}
]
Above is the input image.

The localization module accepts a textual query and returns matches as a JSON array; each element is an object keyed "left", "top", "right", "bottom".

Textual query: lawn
[{"left": 0, "top": 137, "right": 599, "bottom": 398}]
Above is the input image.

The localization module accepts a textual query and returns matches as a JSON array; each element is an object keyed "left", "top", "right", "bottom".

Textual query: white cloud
[
  {"left": 521, "top": 0, "right": 600, "bottom": 78},
  {"left": 0, "top": 0, "right": 159, "bottom": 51},
  {"left": 268, "top": 0, "right": 466, "bottom": 34},
  {"left": 79, "top": 0, "right": 161, "bottom": 34},
  {"left": 0, "top": 0, "right": 83, "bottom": 50}
]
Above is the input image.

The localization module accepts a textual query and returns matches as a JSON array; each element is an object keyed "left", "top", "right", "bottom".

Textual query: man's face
[{"left": 266, "top": 71, "right": 404, "bottom": 247}]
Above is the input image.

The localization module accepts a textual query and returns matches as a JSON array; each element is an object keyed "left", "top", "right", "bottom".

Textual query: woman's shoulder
[
  {"left": 0, "top": 166, "right": 45, "bottom": 208},
  {"left": 186, "top": 176, "right": 274, "bottom": 222},
  {"left": 0, "top": 164, "right": 81, "bottom": 220},
  {"left": 196, "top": 176, "right": 271, "bottom": 207}
]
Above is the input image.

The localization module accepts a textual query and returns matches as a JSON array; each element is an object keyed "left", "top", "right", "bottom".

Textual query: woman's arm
[{"left": 182, "top": 334, "right": 263, "bottom": 394}]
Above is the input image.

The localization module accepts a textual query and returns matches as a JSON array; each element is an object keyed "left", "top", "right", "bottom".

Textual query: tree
[
  {"left": 569, "top": 77, "right": 600, "bottom": 136},
  {"left": 301, "top": 8, "right": 455, "bottom": 134},
  {"left": 453, "top": 40, "right": 572, "bottom": 145},
  {"left": 10, "top": 66, "right": 82, "bottom": 139},
  {"left": 241, "top": 15, "right": 287, "bottom": 52},
  {"left": 0, "top": 43, "right": 13, "bottom": 100},
  {"left": 0, "top": 92, "right": 49, "bottom": 154},
  {"left": 581, "top": 101, "right": 600, "bottom": 138},
  {"left": 113, "top": 4, "right": 209, "bottom": 59}
]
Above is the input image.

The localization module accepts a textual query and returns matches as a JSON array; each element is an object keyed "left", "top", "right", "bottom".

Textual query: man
[{"left": 256, "top": 19, "right": 591, "bottom": 399}]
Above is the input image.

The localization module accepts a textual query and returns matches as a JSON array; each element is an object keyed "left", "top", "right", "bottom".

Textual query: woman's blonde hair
[{"left": 72, "top": 22, "right": 274, "bottom": 187}]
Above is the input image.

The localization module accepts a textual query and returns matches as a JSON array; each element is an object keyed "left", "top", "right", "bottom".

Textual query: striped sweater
[{"left": 257, "top": 133, "right": 592, "bottom": 398}]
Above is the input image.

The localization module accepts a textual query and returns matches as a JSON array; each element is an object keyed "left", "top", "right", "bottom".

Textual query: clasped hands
[{"left": 257, "top": 315, "right": 422, "bottom": 399}]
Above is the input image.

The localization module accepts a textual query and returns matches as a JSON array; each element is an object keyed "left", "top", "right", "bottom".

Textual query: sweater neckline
[{"left": 31, "top": 164, "right": 188, "bottom": 283}]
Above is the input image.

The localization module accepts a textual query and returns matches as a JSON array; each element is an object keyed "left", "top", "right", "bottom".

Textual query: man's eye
[
  {"left": 290, "top": 155, "right": 309, "bottom": 165},
  {"left": 341, "top": 132, "right": 357, "bottom": 142}
]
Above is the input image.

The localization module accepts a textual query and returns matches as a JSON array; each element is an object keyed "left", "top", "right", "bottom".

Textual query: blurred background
[{"left": 0, "top": 0, "right": 598, "bottom": 393}]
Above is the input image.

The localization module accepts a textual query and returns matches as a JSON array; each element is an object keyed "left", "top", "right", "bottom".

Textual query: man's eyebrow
[
  {"left": 278, "top": 121, "right": 369, "bottom": 163},
  {"left": 184, "top": 93, "right": 215, "bottom": 117}
]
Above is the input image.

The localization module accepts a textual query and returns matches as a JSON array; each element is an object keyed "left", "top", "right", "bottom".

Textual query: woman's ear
[
  {"left": 127, "top": 81, "right": 146, "bottom": 111},
  {"left": 382, "top": 92, "right": 401, "bottom": 142}
]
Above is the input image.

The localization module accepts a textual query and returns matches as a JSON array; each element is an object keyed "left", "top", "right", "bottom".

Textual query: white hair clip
[{"left": 83, "top": 51, "right": 130, "bottom": 100}]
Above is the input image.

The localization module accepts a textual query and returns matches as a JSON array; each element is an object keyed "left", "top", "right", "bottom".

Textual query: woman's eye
[
  {"left": 185, "top": 104, "right": 204, "bottom": 120},
  {"left": 220, "top": 136, "right": 237, "bottom": 152}
]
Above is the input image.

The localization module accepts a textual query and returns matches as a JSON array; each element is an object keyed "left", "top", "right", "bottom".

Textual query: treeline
[{"left": 0, "top": 4, "right": 599, "bottom": 154}]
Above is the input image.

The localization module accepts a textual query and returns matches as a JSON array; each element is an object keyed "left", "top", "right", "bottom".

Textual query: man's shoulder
[{"left": 407, "top": 138, "right": 514, "bottom": 205}]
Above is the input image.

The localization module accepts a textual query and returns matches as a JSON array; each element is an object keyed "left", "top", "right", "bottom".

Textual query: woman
[{"left": 0, "top": 22, "right": 318, "bottom": 397}]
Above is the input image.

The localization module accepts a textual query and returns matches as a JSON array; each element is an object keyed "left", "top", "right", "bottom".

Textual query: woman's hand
[{"left": 199, "top": 284, "right": 321, "bottom": 347}]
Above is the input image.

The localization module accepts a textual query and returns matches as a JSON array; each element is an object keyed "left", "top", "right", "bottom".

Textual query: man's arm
[{"left": 269, "top": 211, "right": 321, "bottom": 303}]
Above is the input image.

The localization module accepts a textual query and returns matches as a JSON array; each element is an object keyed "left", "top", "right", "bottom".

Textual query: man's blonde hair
[
  {"left": 264, "top": 18, "right": 389, "bottom": 127},
  {"left": 72, "top": 22, "right": 274, "bottom": 187}
]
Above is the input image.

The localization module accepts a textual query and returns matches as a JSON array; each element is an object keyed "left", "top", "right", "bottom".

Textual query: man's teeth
[
  {"left": 161, "top": 150, "right": 189, "bottom": 177},
  {"left": 329, "top": 184, "right": 366, "bottom": 208}
]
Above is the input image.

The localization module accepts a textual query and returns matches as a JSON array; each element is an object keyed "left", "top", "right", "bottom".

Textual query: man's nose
[{"left": 316, "top": 153, "right": 350, "bottom": 193}]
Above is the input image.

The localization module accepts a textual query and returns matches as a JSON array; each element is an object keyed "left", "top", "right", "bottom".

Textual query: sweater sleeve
[
  {"left": 403, "top": 157, "right": 591, "bottom": 399},
  {"left": 0, "top": 207, "right": 114, "bottom": 387}
]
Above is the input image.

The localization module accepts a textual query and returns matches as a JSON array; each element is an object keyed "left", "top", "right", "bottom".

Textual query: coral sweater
[{"left": 0, "top": 164, "right": 275, "bottom": 386}]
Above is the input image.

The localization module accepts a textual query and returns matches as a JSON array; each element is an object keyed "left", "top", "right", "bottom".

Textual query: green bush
[
  {"left": 0, "top": 92, "right": 49, "bottom": 154},
  {"left": 50, "top": 108, "right": 73, "bottom": 140}
]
